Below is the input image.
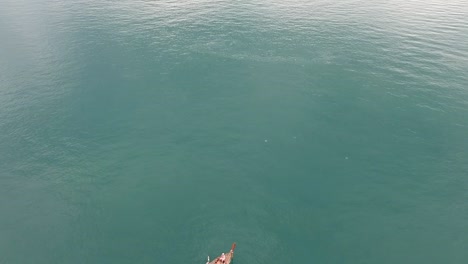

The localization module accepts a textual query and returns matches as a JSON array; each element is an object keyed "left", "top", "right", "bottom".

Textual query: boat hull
[{"left": 208, "top": 243, "right": 236, "bottom": 264}]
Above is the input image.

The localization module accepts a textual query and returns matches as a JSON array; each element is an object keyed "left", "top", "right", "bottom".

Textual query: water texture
[{"left": 1, "top": 0, "right": 468, "bottom": 263}]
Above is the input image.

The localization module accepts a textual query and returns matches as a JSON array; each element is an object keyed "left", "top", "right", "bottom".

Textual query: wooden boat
[{"left": 206, "top": 243, "right": 236, "bottom": 264}]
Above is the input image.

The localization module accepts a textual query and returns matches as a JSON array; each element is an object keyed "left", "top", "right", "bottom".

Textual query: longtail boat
[{"left": 206, "top": 243, "right": 236, "bottom": 264}]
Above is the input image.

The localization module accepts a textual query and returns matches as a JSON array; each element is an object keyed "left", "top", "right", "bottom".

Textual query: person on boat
[{"left": 219, "top": 253, "right": 226, "bottom": 263}]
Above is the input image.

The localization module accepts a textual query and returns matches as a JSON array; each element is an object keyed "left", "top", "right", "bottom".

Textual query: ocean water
[{"left": 1, "top": 0, "right": 468, "bottom": 263}]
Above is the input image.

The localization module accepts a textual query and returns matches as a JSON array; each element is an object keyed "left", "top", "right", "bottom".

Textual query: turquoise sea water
[{"left": 1, "top": 0, "right": 468, "bottom": 263}]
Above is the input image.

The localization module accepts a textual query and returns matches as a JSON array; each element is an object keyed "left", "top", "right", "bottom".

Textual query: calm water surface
[{"left": 1, "top": 0, "right": 468, "bottom": 263}]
